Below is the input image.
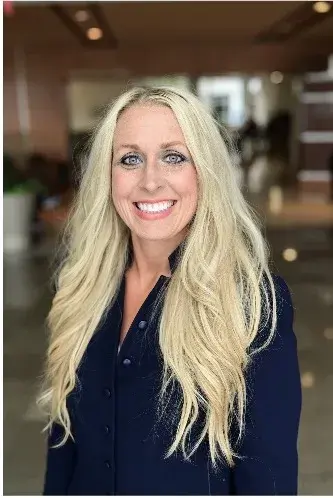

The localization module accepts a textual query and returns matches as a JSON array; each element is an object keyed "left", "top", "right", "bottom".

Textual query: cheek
[
  {"left": 178, "top": 168, "right": 198, "bottom": 205},
  {"left": 111, "top": 169, "right": 133, "bottom": 203}
]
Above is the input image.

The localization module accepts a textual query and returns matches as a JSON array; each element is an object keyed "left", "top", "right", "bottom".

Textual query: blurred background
[{"left": 3, "top": 0, "right": 333, "bottom": 494}]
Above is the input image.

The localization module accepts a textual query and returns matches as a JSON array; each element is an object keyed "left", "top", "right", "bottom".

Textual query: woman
[{"left": 39, "top": 86, "right": 301, "bottom": 495}]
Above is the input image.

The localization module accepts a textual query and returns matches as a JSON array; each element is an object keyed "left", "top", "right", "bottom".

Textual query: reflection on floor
[
  {"left": 251, "top": 188, "right": 333, "bottom": 227},
  {"left": 3, "top": 202, "right": 333, "bottom": 494}
]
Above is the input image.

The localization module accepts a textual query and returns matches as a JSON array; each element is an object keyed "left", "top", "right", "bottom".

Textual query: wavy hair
[{"left": 37, "top": 85, "right": 277, "bottom": 468}]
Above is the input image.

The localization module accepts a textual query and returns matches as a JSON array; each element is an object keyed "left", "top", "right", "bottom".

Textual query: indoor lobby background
[{"left": 3, "top": 1, "right": 333, "bottom": 494}]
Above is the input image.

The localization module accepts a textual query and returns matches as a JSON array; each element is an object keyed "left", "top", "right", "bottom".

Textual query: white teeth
[{"left": 136, "top": 201, "right": 174, "bottom": 213}]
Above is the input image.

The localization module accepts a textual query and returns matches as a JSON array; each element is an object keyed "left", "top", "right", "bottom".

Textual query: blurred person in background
[
  {"left": 265, "top": 111, "right": 291, "bottom": 165},
  {"left": 238, "top": 114, "right": 260, "bottom": 187},
  {"left": 38, "top": 86, "right": 301, "bottom": 495}
]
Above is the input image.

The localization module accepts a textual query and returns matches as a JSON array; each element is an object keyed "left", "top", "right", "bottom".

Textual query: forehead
[{"left": 113, "top": 104, "right": 184, "bottom": 142}]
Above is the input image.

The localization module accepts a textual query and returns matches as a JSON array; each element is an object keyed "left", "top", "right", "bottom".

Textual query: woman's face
[{"left": 111, "top": 104, "right": 198, "bottom": 242}]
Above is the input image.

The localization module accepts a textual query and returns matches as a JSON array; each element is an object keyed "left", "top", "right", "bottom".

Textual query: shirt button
[
  {"left": 123, "top": 358, "right": 132, "bottom": 366},
  {"left": 104, "top": 388, "right": 111, "bottom": 398},
  {"left": 105, "top": 460, "right": 111, "bottom": 469},
  {"left": 138, "top": 320, "right": 147, "bottom": 330},
  {"left": 104, "top": 425, "right": 110, "bottom": 434}
]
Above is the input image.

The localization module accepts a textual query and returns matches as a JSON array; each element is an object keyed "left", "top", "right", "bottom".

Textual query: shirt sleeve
[
  {"left": 231, "top": 275, "right": 302, "bottom": 495},
  {"left": 43, "top": 421, "right": 76, "bottom": 495}
]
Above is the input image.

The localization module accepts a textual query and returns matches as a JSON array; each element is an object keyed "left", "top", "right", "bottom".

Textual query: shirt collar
[{"left": 167, "top": 241, "right": 184, "bottom": 275}]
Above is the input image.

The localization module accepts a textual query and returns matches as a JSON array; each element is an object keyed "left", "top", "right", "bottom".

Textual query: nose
[{"left": 140, "top": 160, "right": 164, "bottom": 193}]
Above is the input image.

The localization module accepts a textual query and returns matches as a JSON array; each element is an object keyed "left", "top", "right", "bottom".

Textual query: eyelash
[{"left": 119, "top": 151, "right": 187, "bottom": 168}]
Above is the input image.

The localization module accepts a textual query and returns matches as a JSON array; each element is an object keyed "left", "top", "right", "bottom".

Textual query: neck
[{"left": 129, "top": 232, "right": 186, "bottom": 285}]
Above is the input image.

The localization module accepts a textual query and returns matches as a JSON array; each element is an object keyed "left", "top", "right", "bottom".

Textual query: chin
[{"left": 133, "top": 230, "right": 176, "bottom": 241}]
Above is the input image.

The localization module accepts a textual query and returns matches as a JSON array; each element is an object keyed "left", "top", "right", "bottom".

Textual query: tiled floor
[{"left": 3, "top": 218, "right": 333, "bottom": 494}]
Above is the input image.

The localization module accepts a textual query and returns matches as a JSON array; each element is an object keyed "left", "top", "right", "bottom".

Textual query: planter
[{"left": 3, "top": 192, "right": 35, "bottom": 254}]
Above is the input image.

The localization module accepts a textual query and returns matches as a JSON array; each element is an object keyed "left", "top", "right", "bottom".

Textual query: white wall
[
  {"left": 67, "top": 80, "right": 131, "bottom": 132},
  {"left": 67, "top": 75, "right": 191, "bottom": 132},
  {"left": 135, "top": 75, "right": 191, "bottom": 89}
]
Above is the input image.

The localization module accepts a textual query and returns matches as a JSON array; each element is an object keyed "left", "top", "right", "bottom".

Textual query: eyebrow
[{"left": 115, "top": 141, "right": 186, "bottom": 152}]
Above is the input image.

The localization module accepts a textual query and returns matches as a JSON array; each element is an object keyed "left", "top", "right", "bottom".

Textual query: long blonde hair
[{"left": 38, "top": 85, "right": 277, "bottom": 468}]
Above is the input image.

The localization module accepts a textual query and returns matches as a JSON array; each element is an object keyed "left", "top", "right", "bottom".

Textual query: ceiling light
[
  {"left": 87, "top": 27, "right": 103, "bottom": 41},
  {"left": 313, "top": 1, "right": 331, "bottom": 14},
  {"left": 282, "top": 248, "right": 298, "bottom": 262},
  {"left": 270, "top": 71, "right": 284, "bottom": 84},
  {"left": 74, "top": 10, "right": 89, "bottom": 22}
]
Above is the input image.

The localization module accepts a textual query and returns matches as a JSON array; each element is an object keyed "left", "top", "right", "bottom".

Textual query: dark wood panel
[
  {"left": 303, "top": 81, "right": 333, "bottom": 92},
  {"left": 299, "top": 142, "right": 333, "bottom": 171},
  {"left": 300, "top": 102, "right": 333, "bottom": 132}
]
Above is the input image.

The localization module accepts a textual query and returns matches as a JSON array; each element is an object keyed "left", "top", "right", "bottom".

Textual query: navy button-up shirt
[{"left": 43, "top": 244, "right": 301, "bottom": 495}]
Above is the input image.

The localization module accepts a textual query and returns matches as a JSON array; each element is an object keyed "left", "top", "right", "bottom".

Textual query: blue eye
[
  {"left": 165, "top": 152, "right": 186, "bottom": 164},
  {"left": 119, "top": 151, "right": 187, "bottom": 167},
  {"left": 121, "top": 154, "right": 141, "bottom": 167}
]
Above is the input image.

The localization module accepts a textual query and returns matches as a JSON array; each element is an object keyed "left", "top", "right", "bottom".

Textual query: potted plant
[{"left": 3, "top": 154, "right": 43, "bottom": 254}]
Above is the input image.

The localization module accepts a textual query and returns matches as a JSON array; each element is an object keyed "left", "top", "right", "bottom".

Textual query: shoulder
[
  {"left": 250, "top": 273, "right": 296, "bottom": 358},
  {"left": 271, "top": 274, "right": 294, "bottom": 331},
  {"left": 272, "top": 274, "right": 294, "bottom": 332},
  {"left": 263, "top": 273, "right": 293, "bottom": 312},
  {"left": 272, "top": 274, "right": 293, "bottom": 307},
  {"left": 245, "top": 274, "right": 301, "bottom": 408}
]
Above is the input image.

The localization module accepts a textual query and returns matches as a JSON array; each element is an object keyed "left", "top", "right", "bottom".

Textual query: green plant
[{"left": 3, "top": 154, "right": 43, "bottom": 194}]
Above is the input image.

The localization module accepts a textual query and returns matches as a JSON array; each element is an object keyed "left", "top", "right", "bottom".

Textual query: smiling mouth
[{"left": 134, "top": 200, "right": 176, "bottom": 213}]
